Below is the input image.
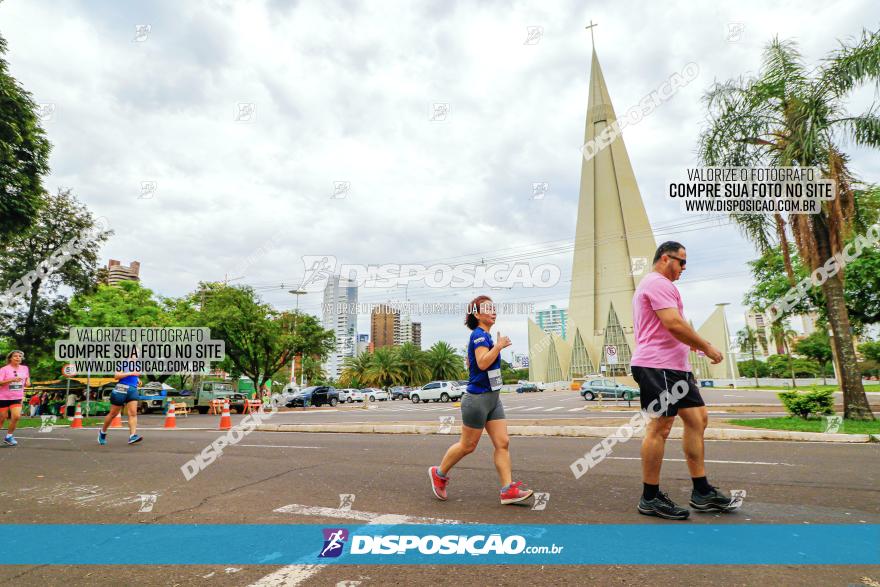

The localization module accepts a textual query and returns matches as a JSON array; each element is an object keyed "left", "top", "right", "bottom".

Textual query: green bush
[{"left": 778, "top": 389, "right": 835, "bottom": 419}]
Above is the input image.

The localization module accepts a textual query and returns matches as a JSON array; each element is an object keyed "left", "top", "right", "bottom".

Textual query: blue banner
[{"left": 4, "top": 524, "right": 878, "bottom": 565}]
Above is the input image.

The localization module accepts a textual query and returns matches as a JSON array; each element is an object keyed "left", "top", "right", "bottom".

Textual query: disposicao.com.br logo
[{"left": 320, "top": 529, "right": 563, "bottom": 558}]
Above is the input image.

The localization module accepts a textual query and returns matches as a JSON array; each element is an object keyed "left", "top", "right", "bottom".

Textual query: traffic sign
[
  {"left": 61, "top": 363, "right": 77, "bottom": 378},
  {"left": 604, "top": 345, "right": 618, "bottom": 365}
]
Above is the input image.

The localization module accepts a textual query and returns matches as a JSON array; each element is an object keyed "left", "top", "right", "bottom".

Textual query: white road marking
[
  {"left": 545, "top": 407, "right": 565, "bottom": 412},
  {"left": 251, "top": 505, "right": 465, "bottom": 586},
  {"left": 234, "top": 445, "right": 325, "bottom": 449},
  {"left": 10, "top": 437, "right": 71, "bottom": 441},
  {"left": 605, "top": 456, "right": 796, "bottom": 466},
  {"left": 523, "top": 406, "right": 545, "bottom": 412},
  {"left": 568, "top": 407, "right": 585, "bottom": 412}
]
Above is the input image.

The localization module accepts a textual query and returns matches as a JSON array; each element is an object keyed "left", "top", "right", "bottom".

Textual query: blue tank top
[{"left": 466, "top": 327, "right": 502, "bottom": 394}]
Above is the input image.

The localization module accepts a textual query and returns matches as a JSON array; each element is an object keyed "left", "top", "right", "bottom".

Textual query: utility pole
[{"left": 289, "top": 289, "right": 307, "bottom": 387}]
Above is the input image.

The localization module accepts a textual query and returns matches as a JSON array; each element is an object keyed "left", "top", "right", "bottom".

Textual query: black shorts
[
  {"left": 631, "top": 366, "right": 704, "bottom": 417},
  {"left": 0, "top": 399, "right": 23, "bottom": 409}
]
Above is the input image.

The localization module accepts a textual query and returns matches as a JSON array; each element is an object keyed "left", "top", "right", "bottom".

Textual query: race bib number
[
  {"left": 488, "top": 368, "right": 503, "bottom": 391},
  {"left": 9, "top": 383, "right": 23, "bottom": 391},
  {"left": 115, "top": 383, "right": 130, "bottom": 393}
]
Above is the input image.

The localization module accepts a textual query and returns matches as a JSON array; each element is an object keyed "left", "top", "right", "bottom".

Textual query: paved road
[
  {"left": 114, "top": 388, "right": 878, "bottom": 427},
  {"left": 0, "top": 426, "right": 877, "bottom": 586}
]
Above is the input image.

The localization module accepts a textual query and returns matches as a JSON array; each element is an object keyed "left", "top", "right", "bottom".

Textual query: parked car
[
  {"left": 515, "top": 383, "right": 542, "bottom": 393},
  {"left": 286, "top": 386, "right": 339, "bottom": 407},
  {"left": 411, "top": 381, "right": 464, "bottom": 403},
  {"left": 579, "top": 379, "right": 640, "bottom": 401},
  {"left": 517, "top": 380, "right": 546, "bottom": 392},
  {"left": 338, "top": 388, "right": 364, "bottom": 403},
  {"left": 390, "top": 386, "right": 411, "bottom": 400},
  {"left": 363, "top": 388, "right": 389, "bottom": 402}
]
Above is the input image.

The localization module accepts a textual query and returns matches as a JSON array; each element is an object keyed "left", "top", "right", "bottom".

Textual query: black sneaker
[
  {"left": 689, "top": 487, "right": 737, "bottom": 512},
  {"left": 637, "top": 491, "right": 690, "bottom": 520}
]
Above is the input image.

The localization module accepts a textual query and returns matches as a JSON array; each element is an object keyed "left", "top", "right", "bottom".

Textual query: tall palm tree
[
  {"left": 698, "top": 29, "right": 880, "bottom": 419},
  {"left": 736, "top": 325, "right": 761, "bottom": 388},
  {"left": 339, "top": 352, "right": 372, "bottom": 388},
  {"left": 771, "top": 321, "right": 800, "bottom": 388},
  {"left": 364, "top": 347, "right": 404, "bottom": 389},
  {"left": 397, "top": 342, "right": 431, "bottom": 386},
  {"left": 426, "top": 341, "right": 465, "bottom": 381}
]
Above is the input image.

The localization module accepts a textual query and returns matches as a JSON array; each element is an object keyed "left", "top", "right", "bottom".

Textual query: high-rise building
[
  {"left": 321, "top": 275, "right": 357, "bottom": 379},
  {"left": 411, "top": 322, "right": 422, "bottom": 350},
  {"left": 371, "top": 303, "right": 399, "bottom": 349},
  {"left": 745, "top": 311, "right": 774, "bottom": 357},
  {"left": 396, "top": 312, "right": 413, "bottom": 345},
  {"left": 535, "top": 305, "right": 568, "bottom": 340},
  {"left": 103, "top": 259, "right": 141, "bottom": 285}
]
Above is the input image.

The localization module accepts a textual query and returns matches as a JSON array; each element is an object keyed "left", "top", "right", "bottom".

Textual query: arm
[
  {"left": 655, "top": 308, "right": 723, "bottom": 364},
  {"left": 473, "top": 333, "right": 511, "bottom": 371}
]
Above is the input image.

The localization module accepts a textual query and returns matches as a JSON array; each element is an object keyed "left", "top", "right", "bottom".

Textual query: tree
[
  {"left": 195, "top": 283, "right": 334, "bottom": 391},
  {"left": 770, "top": 321, "right": 799, "bottom": 387},
  {"left": 794, "top": 331, "right": 834, "bottom": 385},
  {"left": 737, "top": 359, "right": 770, "bottom": 379},
  {"left": 364, "top": 347, "right": 404, "bottom": 389},
  {"left": 339, "top": 352, "right": 373, "bottom": 388},
  {"left": 0, "top": 33, "right": 51, "bottom": 239},
  {"left": 699, "top": 30, "right": 880, "bottom": 419},
  {"left": 0, "top": 189, "right": 110, "bottom": 370},
  {"left": 859, "top": 340, "right": 880, "bottom": 363},
  {"left": 736, "top": 326, "right": 762, "bottom": 387},
  {"left": 426, "top": 341, "right": 466, "bottom": 381},
  {"left": 397, "top": 342, "right": 430, "bottom": 386}
]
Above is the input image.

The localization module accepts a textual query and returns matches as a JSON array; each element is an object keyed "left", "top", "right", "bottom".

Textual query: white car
[
  {"left": 338, "top": 389, "right": 364, "bottom": 403},
  {"left": 410, "top": 381, "right": 463, "bottom": 403},
  {"left": 363, "top": 388, "right": 389, "bottom": 402}
]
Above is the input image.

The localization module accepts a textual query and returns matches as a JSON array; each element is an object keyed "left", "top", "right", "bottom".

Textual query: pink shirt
[
  {"left": 0, "top": 364, "right": 29, "bottom": 400},
  {"left": 630, "top": 272, "right": 691, "bottom": 372}
]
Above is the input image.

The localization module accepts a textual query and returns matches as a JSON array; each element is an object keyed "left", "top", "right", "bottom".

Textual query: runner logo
[
  {"left": 320, "top": 528, "right": 349, "bottom": 558},
  {"left": 300, "top": 256, "right": 338, "bottom": 290}
]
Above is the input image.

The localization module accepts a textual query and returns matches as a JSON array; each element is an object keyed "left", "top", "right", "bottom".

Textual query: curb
[{"left": 255, "top": 423, "right": 875, "bottom": 443}]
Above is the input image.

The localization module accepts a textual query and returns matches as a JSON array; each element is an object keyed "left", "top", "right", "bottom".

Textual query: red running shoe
[
  {"left": 500, "top": 481, "right": 534, "bottom": 505},
  {"left": 428, "top": 466, "right": 449, "bottom": 501}
]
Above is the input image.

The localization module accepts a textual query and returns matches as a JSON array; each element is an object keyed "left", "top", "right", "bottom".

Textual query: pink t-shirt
[
  {"left": 630, "top": 272, "right": 691, "bottom": 372},
  {"left": 0, "top": 364, "right": 29, "bottom": 401}
]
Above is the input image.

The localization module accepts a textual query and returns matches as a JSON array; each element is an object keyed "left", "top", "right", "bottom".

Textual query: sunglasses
[{"left": 667, "top": 254, "right": 687, "bottom": 267}]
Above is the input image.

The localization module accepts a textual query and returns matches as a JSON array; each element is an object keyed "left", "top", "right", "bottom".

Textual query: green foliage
[
  {"left": 737, "top": 359, "right": 770, "bottom": 378},
  {"left": 859, "top": 340, "right": 880, "bottom": 362},
  {"left": 69, "top": 281, "right": 168, "bottom": 327},
  {"left": 0, "top": 33, "right": 51, "bottom": 239},
  {"left": 339, "top": 341, "right": 466, "bottom": 388},
  {"left": 778, "top": 389, "right": 835, "bottom": 419}
]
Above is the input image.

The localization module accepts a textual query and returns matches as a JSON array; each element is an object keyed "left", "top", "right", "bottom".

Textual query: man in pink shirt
[
  {"left": 630, "top": 241, "right": 736, "bottom": 520},
  {"left": 0, "top": 349, "right": 31, "bottom": 446}
]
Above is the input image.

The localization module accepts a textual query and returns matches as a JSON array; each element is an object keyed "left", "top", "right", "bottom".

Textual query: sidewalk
[{"left": 255, "top": 418, "right": 879, "bottom": 443}]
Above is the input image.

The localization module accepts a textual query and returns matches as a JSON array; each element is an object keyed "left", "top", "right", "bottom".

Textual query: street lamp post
[{"left": 289, "top": 289, "right": 307, "bottom": 388}]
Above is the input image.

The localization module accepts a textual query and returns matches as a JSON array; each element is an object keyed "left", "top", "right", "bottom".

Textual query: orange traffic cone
[
  {"left": 70, "top": 403, "right": 83, "bottom": 429},
  {"left": 218, "top": 399, "right": 232, "bottom": 431},
  {"left": 110, "top": 412, "right": 123, "bottom": 428},
  {"left": 164, "top": 402, "right": 176, "bottom": 429}
]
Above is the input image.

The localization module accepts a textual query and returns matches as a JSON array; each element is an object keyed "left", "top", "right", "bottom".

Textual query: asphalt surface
[
  {"left": 1, "top": 423, "right": 878, "bottom": 586},
  {"left": 108, "top": 388, "right": 877, "bottom": 427}
]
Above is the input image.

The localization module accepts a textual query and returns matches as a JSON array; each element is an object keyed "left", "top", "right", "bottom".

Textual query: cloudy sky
[{"left": 2, "top": 0, "right": 878, "bottom": 360}]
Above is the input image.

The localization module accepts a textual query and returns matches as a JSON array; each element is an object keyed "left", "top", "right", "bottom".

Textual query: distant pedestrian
[
  {"left": 29, "top": 392, "right": 41, "bottom": 417},
  {"left": 0, "top": 350, "right": 30, "bottom": 446}
]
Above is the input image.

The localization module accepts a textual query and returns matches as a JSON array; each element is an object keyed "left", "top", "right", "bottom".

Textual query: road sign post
[{"left": 604, "top": 345, "right": 618, "bottom": 387}]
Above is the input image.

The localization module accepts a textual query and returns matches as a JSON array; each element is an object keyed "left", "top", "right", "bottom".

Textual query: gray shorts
[{"left": 461, "top": 391, "right": 505, "bottom": 429}]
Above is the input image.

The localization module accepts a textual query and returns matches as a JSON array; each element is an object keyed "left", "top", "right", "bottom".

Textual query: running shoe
[
  {"left": 637, "top": 491, "right": 690, "bottom": 520},
  {"left": 428, "top": 466, "right": 448, "bottom": 501},
  {"left": 98, "top": 430, "right": 107, "bottom": 445},
  {"left": 500, "top": 481, "right": 534, "bottom": 505},
  {"left": 3, "top": 434, "right": 17, "bottom": 446},
  {"left": 127, "top": 434, "right": 143, "bottom": 445},
  {"left": 689, "top": 487, "right": 737, "bottom": 512}
]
